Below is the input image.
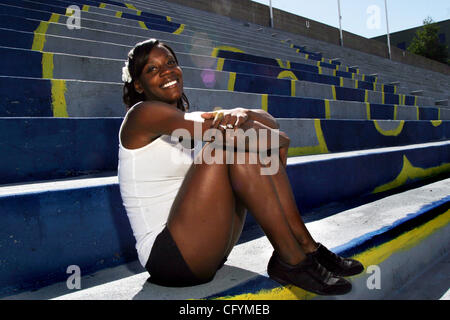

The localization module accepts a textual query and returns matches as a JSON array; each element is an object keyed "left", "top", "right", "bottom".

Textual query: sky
[{"left": 251, "top": 0, "right": 450, "bottom": 38}]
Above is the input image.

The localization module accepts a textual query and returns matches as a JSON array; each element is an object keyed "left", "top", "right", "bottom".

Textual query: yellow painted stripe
[
  {"left": 99, "top": 3, "right": 107, "bottom": 8},
  {"left": 82, "top": 5, "right": 89, "bottom": 11},
  {"left": 216, "top": 58, "right": 225, "bottom": 71},
  {"left": 318, "top": 66, "right": 322, "bottom": 74},
  {"left": 416, "top": 106, "right": 420, "bottom": 120},
  {"left": 414, "top": 96, "right": 418, "bottom": 106},
  {"left": 42, "top": 52, "right": 54, "bottom": 79},
  {"left": 276, "top": 58, "right": 283, "bottom": 68},
  {"left": 351, "top": 73, "right": 355, "bottom": 80},
  {"left": 124, "top": 3, "right": 137, "bottom": 10},
  {"left": 51, "top": 79, "right": 68, "bottom": 117},
  {"left": 355, "top": 79, "right": 359, "bottom": 89},
  {"left": 361, "top": 208, "right": 450, "bottom": 268},
  {"left": 136, "top": 10, "right": 142, "bottom": 16},
  {"left": 431, "top": 120, "right": 442, "bottom": 127},
  {"left": 166, "top": 16, "right": 172, "bottom": 22},
  {"left": 331, "top": 85, "right": 336, "bottom": 100},
  {"left": 277, "top": 70, "right": 297, "bottom": 80},
  {"left": 373, "top": 155, "right": 450, "bottom": 194},
  {"left": 382, "top": 92, "right": 385, "bottom": 105},
  {"left": 290, "top": 80, "right": 296, "bottom": 97},
  {"left": 173, "top": 24, "right": 185, "bottom": 34},
  {"left": 366, "top": 102, "right": 371, "bottom": 120},
  {"left": 373, "top": 120, "right": 404, "bottom": 136},
  {"left": 438, "top": 108, "right": 441, "bottom": 120},
  {"left": 115, "top": 11, "right": 123, "bottom": 18},
  {"left": 381, "top": 84, "right": 384, "bottom": 92},
  {"left": 138, "top": 21, "right": 148, "bottom": 30},
  {"left": 261, "top": 94, "right": 268, "bottom": 112},
  {"left": 324, "top": 99, "right": 331, "bottom": 119},
  {"left": 31, "top": 13, "right": 60, "bottom": 52},
  {"left": 31, "top": 21, "right": 49, "bottom": 52},
  {"left": 305, "top": 54, "right": 309, "bottom": 60},
  {"left": 49, "top": 13, "right": 60, "bottom": 23},
  {"left": 287, "top": 119, "right": 329, "bottom": 156},
  {"left": 211, "top": 45, "right": 244, "bottom": 57},
  {"left": 227, "top": 72, "right": 236, "bottom": 91},
  {"left": 339, "top": 77, "right": 343, "bottom": 87},
  {"left": 276, "top": 59, "right": 291, "bottom": 69},
  {"left": 362, "top": 74, "right": 365, "bottom": 81},
  {"left": 393, "top": 104, "right": 398, "bottom": 120},
  {"left": 216, "top": 209, "right": 450, "bottom": 300},
  {"left": 364, "top": 90, "right": 369, "bottom": 103},
  {"left": 333, "top": 69, "right": 337, "bottom": 77}
]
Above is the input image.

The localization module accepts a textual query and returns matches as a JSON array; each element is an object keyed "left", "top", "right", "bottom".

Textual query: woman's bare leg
[
  {"left": 167, "top": 146, "right": 305, "bottom": 281},
  {"left": 269, "top": 162, "right": 319, "bottom": 254}
]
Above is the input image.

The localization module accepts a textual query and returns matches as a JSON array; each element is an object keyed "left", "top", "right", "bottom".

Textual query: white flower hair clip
[{"left": 122, "top": 61, "right": 132, "bottom": 83}]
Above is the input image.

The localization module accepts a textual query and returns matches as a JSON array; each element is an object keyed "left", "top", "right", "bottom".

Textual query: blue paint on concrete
[
  {"left": 419, "top": 107, "right": 439, "bottom": 120},
  {"left": 333, "top": 196, "right": 450, "bottom": 258},
  {"left": 0, "top": 118, "right": 123, "bottom": 184},
  {"left": 0, "top": 46, "right": 43, "bottom": 78},
  {"left": 286, "top": 143, "right": 450, "bottom": 212},
  {"left": 320, "top": 120, "right": 450, "bottom": 153},
  {"left": 0, "top": 77, "right": 53, "bottom": 117},
  {"left": 369, "top": 103, "right": 395, "bottom": 120},
  {"left": 268, "top": 95, "right": 326, "bottom": 118},
  {"left": 0, "top": 183, "right": 137, "bottom": 297}
]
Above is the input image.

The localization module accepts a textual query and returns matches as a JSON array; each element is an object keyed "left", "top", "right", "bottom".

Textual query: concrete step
[
  {"left": 1, "top": 76, "right": 448, "bottom": 120},
  {"left": 125, "top": 0, "right": 449, "bottom": 100},
  {"left": 0, "top": 0, "right": 391, "bottom": 86},
  {"left": 0, "top": 27, "right": 380, "bottom": 95},
  {"left": 0, "top": 9, "right": 347, "bottom": 80},
  {"left": 1, "top": 116, "right": 449, "bottom": 184},
  {"left": 2, "top": 177, "right": 449, "bottom": 299},
  {"left": 0, "top": 0, "right": 313, "bottom": 60},
  {"left": 0, "top": 45, "right": 436, "bottom": 107},
  {"left": 0, "top": 141, "right": 449, "bottom": 297}
]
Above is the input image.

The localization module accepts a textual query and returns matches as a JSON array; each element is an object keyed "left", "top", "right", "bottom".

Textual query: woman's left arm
[{"left": 245, "top": 109, "right": 279, "bottom": 130}]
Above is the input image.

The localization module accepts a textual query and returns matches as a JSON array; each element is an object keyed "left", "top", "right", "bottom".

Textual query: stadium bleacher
[{"left": 0, "top": 0, "right": 449, "bottom": 300}]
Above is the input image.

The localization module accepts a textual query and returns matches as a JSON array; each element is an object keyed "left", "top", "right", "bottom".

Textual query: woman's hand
[{"left": 201, "top": 108, "right": 249, "bottom": 130}]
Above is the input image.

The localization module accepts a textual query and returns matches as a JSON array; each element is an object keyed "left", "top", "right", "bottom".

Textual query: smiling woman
[{"left": 117, "top": 39, "right": 363, "bottom": 293}]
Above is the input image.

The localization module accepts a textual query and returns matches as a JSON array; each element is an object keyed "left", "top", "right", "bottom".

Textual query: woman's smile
[{"left": 161, "top": 79, "right": 179, "bottom": 89}]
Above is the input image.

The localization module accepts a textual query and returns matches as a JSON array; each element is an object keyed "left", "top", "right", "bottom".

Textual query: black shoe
[
  {"left": 308, "top": 243, "right": 364, "bottom": 277},
  {"left": 267, "top": 252, "right": 352, "bottom": 296}
]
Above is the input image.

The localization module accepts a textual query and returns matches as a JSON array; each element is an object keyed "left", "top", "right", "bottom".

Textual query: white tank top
[{"left": 117, "top": 106, "right": 203, "bottom": 268}]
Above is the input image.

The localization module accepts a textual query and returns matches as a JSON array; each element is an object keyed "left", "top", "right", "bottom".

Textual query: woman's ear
[{"left": 134, "top": 80, "right": 144, "bottom": 94}]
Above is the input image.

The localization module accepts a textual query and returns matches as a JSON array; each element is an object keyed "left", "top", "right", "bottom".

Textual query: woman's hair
[{"left": 122, "top": 38, "right": 189, "bottom": 112}]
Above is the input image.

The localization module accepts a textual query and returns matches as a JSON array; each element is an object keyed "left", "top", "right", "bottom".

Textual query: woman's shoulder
[{"left": 128, "top": 100, "right": 182, "bottom": 118}]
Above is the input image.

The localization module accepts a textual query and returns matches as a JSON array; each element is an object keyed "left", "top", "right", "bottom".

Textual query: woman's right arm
[{"left": 128, "top": 101, "right": 288, "bottom": 152}]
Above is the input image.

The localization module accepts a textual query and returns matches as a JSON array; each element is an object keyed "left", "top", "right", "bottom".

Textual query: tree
[{"left": 407, "top": 17, "right": 448, "bottom": 64}]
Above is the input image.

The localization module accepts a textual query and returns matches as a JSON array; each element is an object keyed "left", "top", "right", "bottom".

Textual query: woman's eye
[
  {"left": 148, "top": 66, "right": 157, "bottom": 73},
  {"left": 168, "top": 59, "right": 176, "bottom": 66}
]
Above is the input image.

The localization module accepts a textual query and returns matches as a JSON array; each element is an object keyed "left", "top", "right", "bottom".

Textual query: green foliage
[{"left": 407, "top": 17, "right": 448, "bottom": 64}]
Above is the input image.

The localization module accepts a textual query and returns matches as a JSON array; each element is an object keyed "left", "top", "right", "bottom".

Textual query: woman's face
[{"left": 134, "top": 45, "right": 183, "bottom": 106}]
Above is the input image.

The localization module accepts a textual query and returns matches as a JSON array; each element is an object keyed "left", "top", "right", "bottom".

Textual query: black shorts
[{"left": 145, "top": 226, "right": 227, "bottom": 287}]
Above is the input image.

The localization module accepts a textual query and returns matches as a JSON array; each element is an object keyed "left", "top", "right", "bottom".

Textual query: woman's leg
[
  {"left": 269, "top": 162, "right": 319, "bottom": 254},
  {"left": 167, "top": 145, "right": 306, "bottom": 281}
]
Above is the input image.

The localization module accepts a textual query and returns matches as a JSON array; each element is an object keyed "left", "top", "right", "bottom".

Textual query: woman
[{"left": 118, "top": 39, "right": 363, "bottom": 295}]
